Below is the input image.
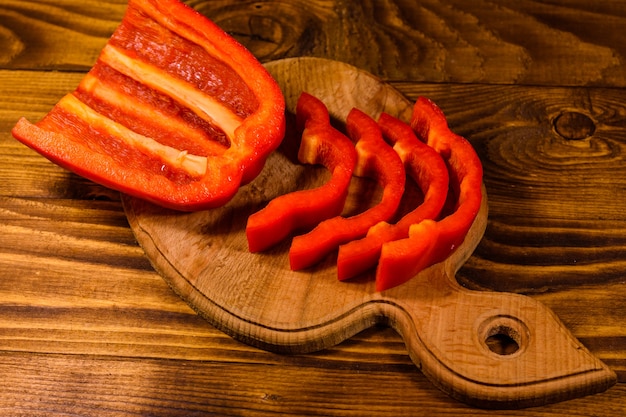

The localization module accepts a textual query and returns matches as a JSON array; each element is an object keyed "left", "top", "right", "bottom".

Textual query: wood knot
[{"left": 553, "top": 111, "right": 595, "bottom": 140}]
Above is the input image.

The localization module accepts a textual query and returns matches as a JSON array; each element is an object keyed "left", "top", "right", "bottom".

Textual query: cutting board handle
[
  {"left": 385, "top": 198, "right": 616, "bottom": 408},
  {"left": 392, "top": 285, "right": 616, "bottom": 408}
]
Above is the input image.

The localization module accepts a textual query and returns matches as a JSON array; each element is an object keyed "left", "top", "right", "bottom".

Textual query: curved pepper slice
[
  {"left": 336, "top": 112, "right": 449, "bottom": 281},
  {"left": 375, "top": 219, "right": 441, "bottom": 290},
  {"left": 375, "top": 97, "right": 483, "bottom": 291},
  {"left": 289, "top": 108, "right": 406, "bottom": 270},
  {"left": 11, "top": 0, "right": 285, "bottom": 211},
  {"left": 246, "top": 92, "right": 357, "bottom": 253}
]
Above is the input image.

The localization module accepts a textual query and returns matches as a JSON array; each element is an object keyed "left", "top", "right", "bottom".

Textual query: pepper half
[
  {"left": 246, "top": 92, "right": 357, "bottom": 253},
  {"left": 375, "top": 97, "right": 483, "bottom": 291},
  {"left": 289, "top": 108, "right": 406, "bottom": 271},
  {"left": 11, "top": 0, "right": 285, "bottom": 211},
  {"left": 336, "top": 112, "right": 449, "bottom": 281}
]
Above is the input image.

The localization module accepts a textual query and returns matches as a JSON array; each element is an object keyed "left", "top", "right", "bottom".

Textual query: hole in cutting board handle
[
  {"left": 478, "top": 315, "right": 530, "bottom": 357},
  {"left": 486, "top": 328, "right": 520, "bottom": 355}
]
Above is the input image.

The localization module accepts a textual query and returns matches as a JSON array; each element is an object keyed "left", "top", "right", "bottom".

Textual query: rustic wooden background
[{"left": 1, "top": 0, "right": 625, "bottom": 415}]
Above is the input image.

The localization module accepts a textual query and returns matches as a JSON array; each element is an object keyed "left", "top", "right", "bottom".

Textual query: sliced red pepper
[
  {"left": 375, "top": 219, "right": 440, "bottom": 290},
  {"left": 11, "top": 0, "right": 285, "bottom": 211},
  {"left": 336, "top": 112, "right": 449, "bottom": 281},
  {"left": 375, "top": 97, "right": 483, "bottom": 291},
  {"left": 289, "top": 108, "right": 406, "bottom": 270},
  {"left": 246, "top": 92, "right": 357, "bottom": 253}
]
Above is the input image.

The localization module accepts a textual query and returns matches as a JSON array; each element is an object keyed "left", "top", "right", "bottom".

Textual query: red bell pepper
[
  {"left": 246, "top": 92, "right": 357, "bottom": 252},
  {"left": 11, "top": 0, "right": 285, "bottom": 211},
  {"left": 336, "top": 112, "right": 449, "bottom": 281},
  {"left": 289, "top": 108, "right": 406, "bottom": 271},
  {"left": 375, "top": 97, "right": 483, "bottom": 291}
]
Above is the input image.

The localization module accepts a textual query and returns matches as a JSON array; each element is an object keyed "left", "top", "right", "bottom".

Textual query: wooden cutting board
[{"left": 123, "top": 57, "right": 616, "bottom": 409}]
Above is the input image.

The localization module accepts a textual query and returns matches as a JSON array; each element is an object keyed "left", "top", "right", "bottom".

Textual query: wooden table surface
[{"left": 1, "top": 1, "right": 625, "bottom": 415}]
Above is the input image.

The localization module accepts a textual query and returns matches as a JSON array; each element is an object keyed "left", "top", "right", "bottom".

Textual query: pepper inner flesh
[
  {"left": 57, "top": 94, "right": 208, "bottom": 178},
  {"left": 99, "top": 44, "right": 244, "bottom": 143}
]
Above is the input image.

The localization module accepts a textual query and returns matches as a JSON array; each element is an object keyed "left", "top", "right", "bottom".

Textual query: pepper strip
[
  {"left": 289, "top": 108, "right": 406, "bottom": 271},
  {"left": 246, "top": 93, "right": 357, "bottom": 253},
  {"left": 12, "top": 0, "right": 285, "bottom": 211},
  {"left": 336, "top": 112, "right": 449, "bottom": 280},
  {"left": 375, "top": 97, "right": 483, "bottom": 291}
]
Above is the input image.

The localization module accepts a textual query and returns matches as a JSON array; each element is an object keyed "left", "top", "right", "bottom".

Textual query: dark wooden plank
[
  {"left": 0, "top": 351, "right": 624, "bottom": 417},
  {"left": 0, "top": 0, "right": 122, "bottom": 71},
  {"left": 2, "top": 1, "right": 626, "bottom": 86}
]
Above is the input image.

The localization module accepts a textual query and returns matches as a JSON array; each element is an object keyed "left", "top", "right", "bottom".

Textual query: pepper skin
[
  {"left": 375, "top": 97, "right": 483, "bottom": 291},
  {"left": 11, "top": 0, "right": 285, "bottom": 211},
  {"left": 336, "top": 112, "right": 449, "bottom": 281},
  {"left": 289, "top": 108, "right": 406, "bottom": 271},
  {"left": 246, "top": 92, "right": 357, "bottom": 253}
]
